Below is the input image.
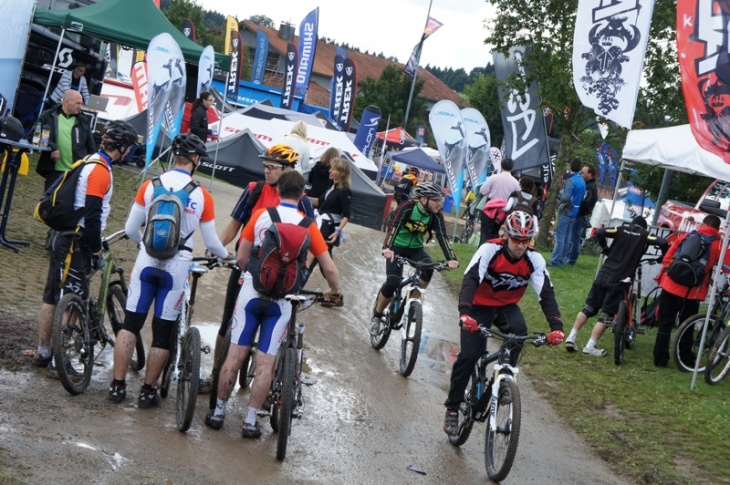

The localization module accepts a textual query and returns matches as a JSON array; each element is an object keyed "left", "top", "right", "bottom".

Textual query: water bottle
[{"left": 32, "top": 122, "right": 42, "bottom": 146}]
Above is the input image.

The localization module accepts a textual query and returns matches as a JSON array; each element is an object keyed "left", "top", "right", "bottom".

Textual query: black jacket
[
  {"left": 306, "top": 162, "right": 333, "bottom": 198},
  {"left": 578, "top": 179, "right": 598, "bottom": 217},
  {"left": 190, "top": 103, "right": 210, "bottom": 141},
  {"left": 35, "top": 106, "right": 95, "bottom": 177}
]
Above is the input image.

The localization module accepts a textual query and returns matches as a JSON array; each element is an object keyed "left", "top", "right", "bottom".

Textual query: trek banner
[
  {"left": 145, "top": 33, "right": 178, "bottom": 168},
  {"left": 677, "top": 0, "right": 730, "bottom": 164},
  {"left": 430, "top": 100, "right": 466, "bottom": 211},
  {"left": 493, "top": 46, "right": 550, "bottom": 172},
  {"left": 197, "top": 46, "right": 215, "bottom": 98},
  {"left": 280, "top": 43, "right": 298, "bottom": 110},
  {"left": 573, "top": 0, "right": 655, "bottom": 128},
  {"left": 181, "top": 18, "right": 196, "bottom": 41},
  {"left": 353, "top": 105, "right": 382, "bottom": 157},
  {"left": 224, "top": 16, "right": 241, "bottom": 102},
  {"left": 460, "top": 107, "right": 491, "bottom": 186},
  {"left": 251, "top": 30, "right": 269, "bottom": 85},
  {"left": 296, "top": 7, "right": 319, "bottom": 95},
  {"left": 329, "top": 54, "right": 345, "bottom": 127},
  {"left": 338, "top": 57, "right": 357, "bottom": 132}
]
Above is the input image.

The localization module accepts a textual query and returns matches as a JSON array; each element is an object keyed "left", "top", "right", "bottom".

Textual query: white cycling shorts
[{"left": 126, "top": 250, "right": 190, "bottom": 321}]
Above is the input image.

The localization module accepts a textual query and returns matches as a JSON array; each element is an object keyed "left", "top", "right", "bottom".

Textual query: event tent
[
  {"left": 386, "top": 147, "right": 446, "bottom": 174},
  {"left": 239, "top": 102, "right": 337, "bottom": 129},
  {"left": 377, "top": 127, "right": 419, "bottom": 147},
  {"left": 33, "top": 0, "right": 231, "bottom": 70}
]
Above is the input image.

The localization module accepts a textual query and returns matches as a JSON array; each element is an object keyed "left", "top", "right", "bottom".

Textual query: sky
[{"left": 197, "top": 0, "right": 495, "bottom": 72}]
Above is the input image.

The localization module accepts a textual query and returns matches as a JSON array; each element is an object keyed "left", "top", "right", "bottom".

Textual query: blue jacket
[{"left": 558, "top": 172, "right": 586, "bottom": 218}]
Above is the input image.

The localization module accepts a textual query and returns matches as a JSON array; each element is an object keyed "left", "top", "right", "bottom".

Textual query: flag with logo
[
  {"left": 224, "top": 16, "right": 241, "bottom": 102},
  {"left": 145, "top": 33, "right": 178, "bottom": 168},
  {"left": 296, "top": 7, "right": 319, "bottom": 95},
  {"left": 281, "top": 43, "right": 298, "bottom": 110},
  {"left": 197, "top": 45, "right": 215, "bottom": 97},
  {"left": 404, "top": 16, "right": 443, "bottom": 78},
  {"left": 181, "top": 18, "right": 196, "bottom": 41},
  {"left": 163, "top": 40, "right": 186, "bottom": 141},
  {"left": 460, "top": 107, "right": 491, "bottom": 186},
  {"left": 572, "top": 0, "right": 655, "bottom": 128},
  {"left": 337, "top": 57, "right": 357, "bottom": 131},
  {"left": 131, "top": 50, "right": 148, "bottom": 113},
  {"left": 353, "top": 105, "right": 382, "bottom": 156},
  {"left": 251, "top": 30, "right": 269, "bottom": 84},
  {"left": 430, "top": 100, "right": 466, "bottom": 212},
  {"left": 329, "top": 54, "right": 345, "bottom": 127}
]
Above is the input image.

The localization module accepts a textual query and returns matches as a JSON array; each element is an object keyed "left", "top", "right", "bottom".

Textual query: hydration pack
[
  {"left": 666, "top": 231, "right": 716, "bottom": 287},
  {"left": 142, "top": 177, "right": 199, "bottom": 259}
]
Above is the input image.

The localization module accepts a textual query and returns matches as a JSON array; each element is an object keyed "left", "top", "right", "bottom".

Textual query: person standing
[
  {"left": 189, "top": 91, "right": 214, "bottom": 141},
  {"left": 35, "top": 90, "right": 96, "bottom": 190},
  {"left": 49, "top": 62, "right": 90, "bottom": 106},
  {"left": 566, "top": 165, "right": 598, "bottom": 265},
  {"left": 478, "top": 157, "right": 520, "bottom": 245},
  {"left": 549, "top": 159, "right": 586, "bottom": 267},
  {"left": 306, "top": 146, "right": 339, "bottom": 199},
  {"left": 282, "top": 121, "right": 311, "bottom": 174}
]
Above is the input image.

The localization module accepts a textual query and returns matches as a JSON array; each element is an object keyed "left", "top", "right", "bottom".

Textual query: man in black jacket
[{"left": 567, "top": 165, "right": 598, "bottom": 265}]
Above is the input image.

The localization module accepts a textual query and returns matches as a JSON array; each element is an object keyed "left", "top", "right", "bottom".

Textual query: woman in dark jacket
[
  {"left": 190, "top": 92, "right": 213, "bottom": 141},
  {"left": 306, "top": 146, "right": 339, "bottom": 198}
]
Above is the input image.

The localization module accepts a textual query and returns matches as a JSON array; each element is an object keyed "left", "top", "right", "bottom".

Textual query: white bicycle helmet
[
  {"left": 412, "top": 181, "right": 444, "bottom": 198},
  {"left": 504, "top": 211, "right": 536, "bottom": 239}
]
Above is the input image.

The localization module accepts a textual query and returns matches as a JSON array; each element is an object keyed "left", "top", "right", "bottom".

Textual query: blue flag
[
  {"left": 251, "top": 30, "right": 269, "bottom": 84},
  {"left": 353, "top": 105, "right": 382, "bottom": 157},
  {"left": 296, "top": 7, "right": 319, "bottom": 94}
]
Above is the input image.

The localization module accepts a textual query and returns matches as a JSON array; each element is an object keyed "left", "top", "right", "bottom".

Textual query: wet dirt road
[{"left": 0, "top": 178, "right": 628, "bottom": 484}]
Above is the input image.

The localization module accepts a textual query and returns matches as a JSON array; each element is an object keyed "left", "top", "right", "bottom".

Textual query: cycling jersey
[{"left": 383, "top": 200, "right": 456, "bottom": 261}]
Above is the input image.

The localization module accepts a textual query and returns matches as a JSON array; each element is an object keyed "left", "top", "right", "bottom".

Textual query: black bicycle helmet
[
  {"left": 172, "top": 133, "right": 207, "bottom": 158},
  {"left": 0, "top": 116, "right": 24, "bottom": 143},
  {"left": 412, "top": 181, "right": 444, "bottom": 198},
  {"left": 258, "top": 143, "right": 300, "bottom": 166},
  {"left": 103, "top": 120, "right": 138, "bottom": 151},
  {"left": 504, "top": 210, "right": 536, "bottom": 239}
]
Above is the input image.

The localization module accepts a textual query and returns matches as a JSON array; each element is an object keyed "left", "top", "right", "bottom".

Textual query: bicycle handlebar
[
  {"left": 284, "top": 289, "right": 326, "bottom": 302},
  {"left": 191, "top": 256, "right": 239, "bottom": 270},
  {"left": 394, "top": 255, "right": 450, "bottom": 271},
  {"left": 478, "top": 326, "right": 547, "bottom": 347}
]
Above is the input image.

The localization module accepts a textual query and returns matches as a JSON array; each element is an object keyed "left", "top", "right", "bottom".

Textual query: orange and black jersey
[{"left": 459, "top": 239, "right": 562, "bottom": 330}]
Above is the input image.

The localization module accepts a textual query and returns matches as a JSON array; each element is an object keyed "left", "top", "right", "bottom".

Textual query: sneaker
[
  {"left": 370, "top": 315, "right": 382, "bottom": 337},
  {"left": 46, "top": 362, "right": 59, "bottom": 380},
  {"left": 198, "top": 375, "right": 213, "bottom": 394},
  {"left": 138, "top": 387, "right": 160, "bottom": 409},
  {"left": 31, "top": 353, "right": 52, "bottom": 367},
  {"left": 205, "top": 412, "right": 224, "bottom": 430},
  {"left": 241, "top": 420, "right": 262, "bottom": 439},
  {"left": 108, "top": 382, "right": 127, "bottom": 403},
  {"left": 582, "top": 346, "right": 607, "bottom": 357},
  {"left": 565, "top": 340, "right": 578, "bottom": 353},
  {"left": 443, "top": 408, "right": 459, "bottom": 437}
]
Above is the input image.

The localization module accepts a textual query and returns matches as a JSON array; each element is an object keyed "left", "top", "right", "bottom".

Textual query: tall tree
[
  {"left": 247, "top": 15, "right": 274, "bottom": 28},
  {"left": 463, "top": 74, "right": 503, "bottom": 148}
]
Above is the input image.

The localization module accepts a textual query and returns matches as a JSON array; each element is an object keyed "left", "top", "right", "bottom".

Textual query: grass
[{"left": 430, "top": 241, "right": 730, "bottom": 485}]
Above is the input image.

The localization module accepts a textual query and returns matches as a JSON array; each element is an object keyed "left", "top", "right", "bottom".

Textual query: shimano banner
[
  {"left": 251, "top": 29, "right": 269, "bottom": 85},
  {"left": 338, "top": 57, "right": 357, "bottom": 132},
  {"left": 181, "top": 18, "right": 196, "bottom": 41},
  {"left": 281, "top": 43, "right": 298, "bottom": 110},
  {"left": 494, "top": 47, "right": 550, "bottom": 173},
  {"left": 145, "top": 33, "right": 178, "bottom": 167},
  {"left": 353, "top": 105, "right": 382, "bottom": 157},
  {"left": 296, "top": 7, "right": 319, "bottom": 95},
  {"left": 197, "top": 46, "right": 215, "bottom": 97},
  {"left": 329, "top": 54, "right": 345, "bottom": 127},
  {"left": 460, "top": 107, "right": 491, "bottom": 186},
  {"left": 430, "top": 100, "right": 466, "bottom": 210}
]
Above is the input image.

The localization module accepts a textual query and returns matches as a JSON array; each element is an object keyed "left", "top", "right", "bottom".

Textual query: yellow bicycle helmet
[{"left": 259, "top": 143, "right": 300, "bottom": 166}]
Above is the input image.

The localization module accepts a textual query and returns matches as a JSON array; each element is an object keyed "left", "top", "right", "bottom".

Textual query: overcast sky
[{"left": 197, "top": 0, "right": 495, "bottom": 72}]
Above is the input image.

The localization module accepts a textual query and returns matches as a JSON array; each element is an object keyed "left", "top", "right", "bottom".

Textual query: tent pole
[
  {"left": 39, "top": 27, "right": 66, "bottom": 116},
  {"left": 595, "top": 158, "right": 626, "bottom": 277}
]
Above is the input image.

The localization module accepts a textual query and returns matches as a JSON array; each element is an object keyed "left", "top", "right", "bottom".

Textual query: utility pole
[{"left": 403, "top": 0, "right": 433, "bottom": 129}]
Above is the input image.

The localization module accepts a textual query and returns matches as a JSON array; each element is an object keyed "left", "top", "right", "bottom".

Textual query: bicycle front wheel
[
  {"left": 463, "top": 219, "right": 474, "bottom": 243},
  {"left": 370, "top": 297, "right": 392, "bottom": 350},
  {"left": 485, "top": 379, "right": 522, "bottom": 482},
  {"left": 672, "top": 313, "right": 718, "bottom": 373},
  {"left": 276, "top": 347, "right": 297, "bottom": 461},
  {"left": 176, "top": 327, "right": 201, "bottom": 432},
  {"left": 160, "top": 320, "right": 180, "bottom": 399},
  {"left": 705, "top": 325, "right": 730, "bottom": 385},
  {"left": 52, "top": 293, "right": 93, "bottom": 395},
  {"left": 449, "top": 369, "right": 479, "bottom": 447},
  {"left": 399, "top": 301, "right": 422, "bottom": 377},
  {"left": 613, "top": 301, "right": 628, "bottom": 366},
  {"left": 107, "top": 282, "right": 146, "bottom": 372}
]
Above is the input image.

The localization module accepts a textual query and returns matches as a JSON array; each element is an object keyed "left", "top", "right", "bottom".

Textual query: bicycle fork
[{"left": 488, "top": 363, "right": 519, "bottom": 432}]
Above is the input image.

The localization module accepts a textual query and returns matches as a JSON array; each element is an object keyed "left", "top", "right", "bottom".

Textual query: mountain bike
[
  {"left": 52, "top": 230, "right": 145, "bottom": 395},
  {"left": 705, "top": 319, "right": 730, "bottom": 385},
  {"left": 370, "top": 256, "right": 449, "bottom": 377},
  {"left": 453, "top": 211, "right": 477, "bottom": 244},
  {"left": 269, "top": 290, "right": 324, "bottom": 461},
  {"left": 448, "top": 325, "right": 547, "bottom": 482}
]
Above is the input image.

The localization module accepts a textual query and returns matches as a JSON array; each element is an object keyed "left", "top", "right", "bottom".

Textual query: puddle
[{"left": 63, "top": 441, "right": 127, "bottom": 471}]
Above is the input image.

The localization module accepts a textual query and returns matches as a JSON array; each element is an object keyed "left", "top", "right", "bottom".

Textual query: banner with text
[
  {"left": 329, "top": 54, "right": 345, "bottom": 127},
  {"left": 251, "top": 30, "right": 269, "bottom": 85},
  {"left": 430, "top": 100, "right": 466, "bottom": 210},
  {"left": 181, "top": 18, "right": 196, "bottom": 41},
  {"left": 145, "top": 33, "right": 178, "bottom": 167},
  {"left": 281, "top": 43, "right": 298, "bottom": 110},
  {"left": 197, "top": 45, "right": 215, "bottom": 98},
  {"left": 224, "top": 17, "right": 241, "bottom": 102},
  {"left": 296, "top": 7, "right": 319, "bottom": 95},
  {"left": 337, "top": 57, "right": 357, "bottom": 132},
  {"left": 460, "top": 107, "right": 491, "bottom": 186},
  {"left": 353, "top": 105, "right": 382, "bottom": 157}
]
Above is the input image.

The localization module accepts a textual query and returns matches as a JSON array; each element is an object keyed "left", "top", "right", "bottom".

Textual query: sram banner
[{"left": 677, "top": 0, "right": 730, "bottom": 164}]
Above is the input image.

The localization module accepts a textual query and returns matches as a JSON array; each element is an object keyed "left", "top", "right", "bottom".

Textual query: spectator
[
  {"left": 566, "top": 165, "right": 598, "bottom": 265},
  {"left": 478, "top": 157, "right": 520, "bottom": 244},
  {"left": 306, "top": 147, "right": 338, "bottom": 198},
  {"left": 189, "top": 91, "right": 214, "bottom": 141},
  {"left": 283, "top": 121, "right": 311, "bottom": 174},
  {"left": 393, "top": 166, "right": 420, "bottom": 206},
  {"left": 549, "top": 158, "right": 586, "bottom": 267},
  {"left": 49, "top": 62, "right": 90, "bottom": 106}
]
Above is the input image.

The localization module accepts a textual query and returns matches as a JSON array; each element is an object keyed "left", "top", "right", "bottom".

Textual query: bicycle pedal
[{"left": 200, "top": 345, "right": 211, "bottom": 354}]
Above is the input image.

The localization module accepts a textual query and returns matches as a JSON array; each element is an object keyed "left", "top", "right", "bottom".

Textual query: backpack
[
  {"left": 142, "top": 177, "right": 200, "bottom": 259},
  {"left": 247, "top": 207, "right": 313, "bottom": 299},
  {"left": 640, "top": 286, "right": 662, "bottom": 327},
  {"left": 34, "top": 156, "right": 108, "bottom": 231},
  {"left": 508, "top": 190, "right": 535, "bottom": 216},
  {"left": 666, "top": 231, "right": 717, "bottom": 287},
  {"left": 244, "top": 181, "right": 265, "bottom": 224}
]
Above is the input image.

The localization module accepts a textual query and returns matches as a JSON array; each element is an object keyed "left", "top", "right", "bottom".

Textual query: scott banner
[
  {"left": 460, "top": 107, "right": 491, "bottom": 186},
  {"left": 494, "top": 47, "right": 550, "bottom": 172},
  {"left": 430, "top": 100, "right": 466, "bottom": 211},
  {"left": 296, "top": 7, "right": 319, "bottom": 95},
  {"left": 251, "top": 30, "right": 269, "bottom": 85},
  {"left": 281, "top": 43, "right": 298, "bottom": 110},
  {"left": 146, "top": 33, "right": 180, "bottom": 167},
  {"left": 329, "top": 54, "right": 345, "bottom": 127},
  {"left": 353, "top": 105, "right": 382, "bottom": 157},
  {"left": 197, "top": 45, "right": 215, "bottom": 97},
  {"left": 677, "top": 0, "right": 730, "bottom": 164},
  {"left": 338, "top": 57, "right": 357, "bottom": 131},
  {"left": 573, "top": 0, "right": 655, "bottom": 128}
]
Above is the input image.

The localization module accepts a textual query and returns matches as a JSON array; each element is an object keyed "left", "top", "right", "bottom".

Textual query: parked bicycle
[
  {"left": 453, "top": 211, "right": 477, "bottom": 244},
  {"left": 52, "top": 230, "right": 145, "bottom": 395},
  {"left": 448, "top": 325, "right": 547, "bottom": 482},
  {"left": 705, "top": 318, "right": 730, "bottom": 385},
  {"left": 370, "top": 256, "right": 449, "bottom": 377}
]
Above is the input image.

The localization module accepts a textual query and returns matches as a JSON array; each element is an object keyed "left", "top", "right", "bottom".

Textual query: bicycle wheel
[
  {"left": 52, "top": 293, "right": 93, "bottom": 395},
  {"left": 485, "top": 379, "right": 522, "bottom": 482},
  {"left": 399, "top": 301, "right": 422, "bottom": 377},
  {"left": 239, "top": 342, "right": 257, "bottom": 389},
  {"left": 705, "top": 325, "right": 730, "bottom": 385},
  {"left": 160, "top": 320, "right": 180, "bottom": 399},
  {"left": 209, "top": 327, "right": 231, "bottom": 411},
  {"left": 276, "top": 347, "right": 297, "bottom": 461},
  {"left": 370, "top": 297, "right": 393, "bottom": 350},
  {"left": 176, "top": 327, "right": 201, "bottom": 433},
  {"left": 462, "top": 219, "right": 474, "bottom": 244},
  {"left": 672, "top": 313, "right": 718, "bottom": 373},
  {"left": 613, "top": 301, "right": 628, "bottom": 366},
  {"left": 625, "top": 294, "right": 638, "bottom": 350},
  {"left": 448, "top": 369, "right": 479, "bottom": 447},
  {"left": 107, "top": 282, "right": 146, "bottom": 372}
]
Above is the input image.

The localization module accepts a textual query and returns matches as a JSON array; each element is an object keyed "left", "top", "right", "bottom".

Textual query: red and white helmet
[{"left": 504, "top": 211, "right": 536, "bottom": 239}]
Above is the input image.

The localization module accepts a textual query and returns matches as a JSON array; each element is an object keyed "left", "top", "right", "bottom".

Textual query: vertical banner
[
  {"left": 460, "top": 107, "right": 491, "bottom": 186},
  {"left": 105, "top": 43, "right": 119, "bottom": 78},
  {"left": 404, "top": 17, "right": 443, "bottom": 78},
  {"left": 163, "top": 41, "right": 186, "bottom": 140},
  {"left": 181, "top": 18, "right": 196, "bottom": 41},
  {"left": 251, "top": 30, "right": 269, "bottom": 84},
  {"left": 224, "top": 16, "right": 240, "bottom": 102},
  {"left": 197, "top": 45, "right": 215, "bottom": 97},
  {"left": 677, "top": 0, "right": 730, "bottom": 164},
  {"left": 131, "top": 55, "right": 148, "bottom": 113},
  {"left": 489, "top": 147, "right": 503, "bottom": 176},
  {"left": 280, "top": 43, "right": 298, "bottom": 110},
  {"left": 573, "top": 0, "right": 655, "bottom": 128},
  {"left": 415, "top": 125, "right": 427, "bottom": 145},
  {"left": 146, "top": 33, "right": 178, "bottom": 168},
  {"left": 296, "top": 7, "right": 319, "bottom": 95},
  {"left": 0, "top": 0, "right": 34, "bottom": 113},
  {"left": 329, "top": 54, "right": 345, "bottom": 127},
  {"left": 353, "top": 105, "right": 382, "bottom": 157},
  {"left": 494, "top": 47, "right": 550, "bottom": 172},
  {"left": 430, "top": 100, "right": 467, "bottom": 208},
  {"left": 338, "top": 57, "right": 358, "bottom": 132}
]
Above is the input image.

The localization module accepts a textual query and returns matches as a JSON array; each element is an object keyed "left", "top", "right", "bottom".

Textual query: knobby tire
[
  {"left": 370, "top": 297, "right": 392, "bottom": 350},
  {"left": 399, "top": 301, "right": 422, "bottom": 377},
  {"left": 672, "top": 313, "right": 718, "bottom": 373},
  {"left": 276, "top": 347, "right": 297, "bottom": 461},
  {"left": 176, "top": 327, "right": 201, "bottom": 433},
  {"left": 485, "top": 379, "right": 521, "bottom": 482},
  {"left": 613, "top": 301, "right": 628, "bottom": 366},
  {"left": 53, "top": 293, "right": 93, "bottom": 395},
  {"left": 449, "top": 369, "right": 479, "bottom": 447},
  {"left": 705, "top": 324, "right": 730, "bottom": 385}
]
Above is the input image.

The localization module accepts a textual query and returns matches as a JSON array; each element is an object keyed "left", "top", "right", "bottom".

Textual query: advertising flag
[
  {"left": 181, "top": 18, "right": 196, "bottom": 41},
  {"left": 430, "top": 100, "right": 467, "bottom": 211},
  {"left": 224, "top": 17, "right": 240, "bottom": 102},
  {"left": 338, "top": 57, "right": 357, "bottom": 132},
  {"left": 131, "top": 50, "right": 148, "bottom": 113},
  {"left": 494, "top": 47, "right": 550, "bottom": 172},
  {"left": 329, "top": 54, "right": 345, "bottom": 127},
  {"left": 197, "top": 45, "right": 215, "bottom": 97},
  {"left": 460, "top": 107, "right": 491, "bottom": 186},
  {"left": 296, "top": 7, "right": 319, "bottom": 95},
  {"left": 336, "top": 47, "right": 347, "bottom": 59},
  {"left": 162, "top": 40, "right": 186, "bottom": 141},
  {"left": 0, "top": 0, "right": 34, "bottom": 113},
  {"left": 489, "top": 147, "right": 503, "bottom": 175},
  {"left": 251, "top": 30, "right": 269, "bottom": 84},
  {"left": 281, "top": 43, "right": 298, "bottom": 110},
  {"left": 677, "top": 0, "right": 730, "bottom": 164},
  {"left": 573, "top": 0, "right": 655, "bottom": 128},
  {"left": 404, "top": 17, "right": 443, "bottom": 78},
  {"left": 145, "top": 33, "right": 178, "bottom": 168},
  {"left": 424, "top": 16, "right": 444, "bottom": 37},
  {"left": 353, "top": 105, "right": 382, "bottom": 157}
]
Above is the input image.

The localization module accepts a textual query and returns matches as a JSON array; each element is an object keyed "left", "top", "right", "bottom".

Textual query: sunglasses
[
  {"left": 263, "top": 163, "right": 284, "bottom": 170},
  {"left": 509, "top": 237, "right": 531, "bottom": 246}
]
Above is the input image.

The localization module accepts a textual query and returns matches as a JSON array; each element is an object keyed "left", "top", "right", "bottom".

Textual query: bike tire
[
  {"left": 705, "top": 324, "right": 730, "bottom": 385},
  {"left": 672, "top": 313, "right": 719, "bottom": 373},
  {"left": 448, "top": 369, "right": 479, "bottom": 447},
  {"left": 613, "top": 301, "right": 628, "bottom": 366},
  {"left": 399, "top": 301, "right": 422, "bottom": 377},
  {"left": 107, "top": 282, "right": 146, "bottom": 372},
  {"left": 485, "top": 379, "right": 522, "bottom": 482},
  {"left": 209, "top": 327, "right": 232, "bottom": 411},
  {"left": 160, "top": 318, "right": 180, "bottom": 399},
  {"left": 626, "top": 294, "right": 638, "bottom": 350},
  {"left": 52, "top": 293, "right": 93, "bottom": 395},
  {"left": 239, "top": 342, "right": 257, "bottom": 389},
  {"left": 276, "top": 347, "right": 297, "bottom": 461},
  {"left": 176, "top": 327, "right": 201, "bottom": 433},
  {"left": 462, "top": 219, "right": 474, "bottom": 244},
  {"left": 370, "top": 297, "right": 392, "bottom": 350}
]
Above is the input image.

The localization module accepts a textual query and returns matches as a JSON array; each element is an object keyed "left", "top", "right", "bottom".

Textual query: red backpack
[{"left": 247, "top": 208, "right": 313, "bottom": 299}]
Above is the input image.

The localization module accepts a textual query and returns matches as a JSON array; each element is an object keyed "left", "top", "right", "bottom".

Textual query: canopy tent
[
  {"left": 210, "top": 88, "right": 246, "bottom": 114},
  {"left": 33, "top": 0, "right": 231, "bottom": 70},
  {"left": 239, "top": 102, "right": 337, "bottom": 130},
  {"left": 386, "top": 147, "right": 446, "bottom": 174},
  {"left": 376, "top": 127, "right": 419, "bottom": 147}
]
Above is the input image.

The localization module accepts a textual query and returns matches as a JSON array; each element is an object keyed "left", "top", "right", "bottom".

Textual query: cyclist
[
  {"left": 565, "top": 216, "right": 668, "bottom": 356},
  {"left": 393, "top": 166, "right": 419, "bottom": 206},
  {"left": 371, "top": 182, "right": 459, "bottom": 336},
  {"left": 205, "top": 170, "right": 343, "bottom": 437},
  {"left": 32, "top": 120, "right": 138, "bottom": 376},
  {"left": 109, "top": 134, "right": 231, "bottom": 407},
  {"left": 443, "top": 211, "right": 564, "bottom": 437}
]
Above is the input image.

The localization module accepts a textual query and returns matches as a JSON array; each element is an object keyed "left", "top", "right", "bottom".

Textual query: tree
[
  {"left": 162, "top": 0, "right": 224, "bottom": 51},
  {"left": 247, "top": 15, "right": 273, "bottom": 28},
  {"left": 463, "top": 74, "right": 503, "bottom": 149}
]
